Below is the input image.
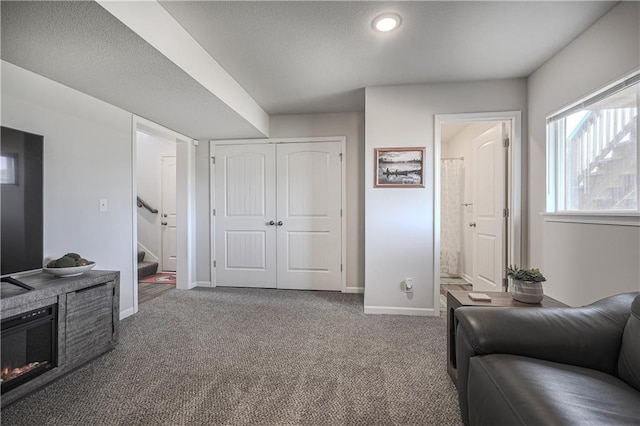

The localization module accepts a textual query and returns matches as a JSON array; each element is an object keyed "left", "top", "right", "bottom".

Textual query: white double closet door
[{"left": 214, "top": 141, "right": 342, "bottom": 291}]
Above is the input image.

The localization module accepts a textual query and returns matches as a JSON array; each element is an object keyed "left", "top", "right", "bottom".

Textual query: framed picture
[{"left": 374, "top": 147, "right": 425, "bottom": 188}]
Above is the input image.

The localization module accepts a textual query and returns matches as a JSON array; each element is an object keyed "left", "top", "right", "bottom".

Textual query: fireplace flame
[{"left": 1, "top": 362, "right": 43, "bottom": 383}]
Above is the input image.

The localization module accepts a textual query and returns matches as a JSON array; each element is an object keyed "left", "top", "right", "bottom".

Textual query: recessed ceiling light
[{"left": 372, "top": 13, "right": 401, "bottom": 32}]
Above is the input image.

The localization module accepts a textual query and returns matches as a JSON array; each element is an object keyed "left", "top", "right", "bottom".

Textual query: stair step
[
  {"left": 138, "top": 261, "right": 158, "bottom": 280},
  {"left": 137, "top": 251, "right": 145, "bottom": 263}
]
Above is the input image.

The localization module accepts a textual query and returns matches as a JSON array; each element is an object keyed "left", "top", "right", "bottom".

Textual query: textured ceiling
[
  {"left": 160, "top": 1, "right": 616, "bottom": 114},
  {"left": 1, "top": 1, "right": 266, "bottom": 140},
  {"left": 1, "top": 1, "right": 618, "bottom": 139}
]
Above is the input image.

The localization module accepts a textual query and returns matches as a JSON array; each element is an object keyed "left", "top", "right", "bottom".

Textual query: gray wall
[
  {"left": 364, "top": 79, "right": 527, "bottom": 315},
  {"left": 270, "top": 112, "right": 365, "bottom": 290},
  {"left": 194, "top": 112, "right": 365, "bottom": 290},
  {"left": 527, "top": 2, "right": 640, "bottom": 305},
  {"left": 2, "top": 61, "right": 136, "bottom": 317}
]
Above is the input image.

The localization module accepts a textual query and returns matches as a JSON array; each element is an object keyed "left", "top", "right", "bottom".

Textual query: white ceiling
[
  {"left": 1, "top": 1, "right": 617, "bottom": 139},
  {"left": 159, "top": 1, "right": 615, "bottom": 115},
  {"left": 1, "top": 1, "right": 268, "bottom": 139}
]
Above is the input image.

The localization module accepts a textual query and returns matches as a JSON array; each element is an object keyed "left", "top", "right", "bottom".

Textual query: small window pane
[
  {"left": 0, "top": 155, "right": 17, "bottom": 185},
  {"left": 548, "top": 81, "right": 638, "bottom": 212}
]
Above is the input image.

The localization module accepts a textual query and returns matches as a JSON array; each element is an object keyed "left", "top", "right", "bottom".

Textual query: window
[
  {"left": 547, "top": 73, "right": 639, "bottom": 214},
  {"left": 0, "top": 154, "right": 17, "bottom": 185}
]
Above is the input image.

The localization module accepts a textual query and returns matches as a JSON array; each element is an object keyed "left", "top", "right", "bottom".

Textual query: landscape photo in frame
[{"left": 374, "top": 147, "right": 425, "bottom": 188}]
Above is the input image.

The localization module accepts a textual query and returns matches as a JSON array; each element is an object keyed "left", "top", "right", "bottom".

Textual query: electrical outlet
[{"left": 402, "top": 278, "right": 414, "bottom": 293}]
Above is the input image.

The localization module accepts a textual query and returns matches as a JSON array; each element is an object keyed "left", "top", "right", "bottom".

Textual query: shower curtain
[{"left": 441, "top": 159, "right": 464, "bottom": 276}]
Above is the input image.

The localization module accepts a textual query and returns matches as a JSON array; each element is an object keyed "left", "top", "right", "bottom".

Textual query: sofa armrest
[
  {"left": 454, "top": 292, "right": 637, "bottom": 426},
  {"left": 456, "top": 292, "right": 634, "bottom": 372}
]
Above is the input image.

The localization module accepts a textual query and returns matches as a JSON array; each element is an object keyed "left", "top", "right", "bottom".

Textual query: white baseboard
[
  {"left": 137, "top": 242, "right": 158, "bottom": 264},
  {"left": 119, "top": 307, "right": 136, "bottom": 320},
  {"left": 194, "top": 281, "right": 212, "bottom": 288},
  {"left": 344, "top": 286, "right": 364, "bottom": 294},
  {"left": 364, "top": 305, "right": 438, "bottom": 316}
]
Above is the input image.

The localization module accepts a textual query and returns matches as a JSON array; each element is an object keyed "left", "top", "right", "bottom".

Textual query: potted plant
[{"left": 506, "top": 265, "right": 547, "bottom": 304}]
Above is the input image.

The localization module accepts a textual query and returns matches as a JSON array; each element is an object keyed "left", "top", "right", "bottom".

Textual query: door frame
[
  {"left": 159, "top": 154, "right": 177, "bottom": 272},
  {"left": 209, "top": 136, "right": 347, "bottom": 291},
  {"left": 433, "top": 111, "right": 522, "bottom": 312},
  {"left": 131, "top": 116, "right": 196, "bottom": 316}
]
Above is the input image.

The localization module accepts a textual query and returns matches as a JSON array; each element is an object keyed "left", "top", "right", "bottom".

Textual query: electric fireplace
[{"left": 1, "top": 304, "right": 57, "bottom": 394}]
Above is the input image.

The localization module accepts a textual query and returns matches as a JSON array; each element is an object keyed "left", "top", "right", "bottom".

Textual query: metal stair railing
[
  {"left": 568, "top": 107, "right": 637, "bottom": 209},
  {"left": 136, "top": 196, "right": 159, "bottom": 214}
]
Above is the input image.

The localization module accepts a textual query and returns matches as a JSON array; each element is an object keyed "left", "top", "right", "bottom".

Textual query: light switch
[{"left": 99, "top": 198, "right": 108, "bottom": 212}]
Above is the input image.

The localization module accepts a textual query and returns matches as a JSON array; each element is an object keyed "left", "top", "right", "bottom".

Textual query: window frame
[{"left": 545, "top": 71, "right": 640, "bottom": 226}]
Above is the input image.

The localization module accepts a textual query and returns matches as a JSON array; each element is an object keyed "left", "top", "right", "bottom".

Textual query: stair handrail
[
  {"left": 570, "top": 108, "right": 637, "bottom": 209},
  {"left": 573, "top": 109, "right": 636, "bottom": 183},
  {"left": 137, "top": 196, "right": 159, "bottom": 214}
]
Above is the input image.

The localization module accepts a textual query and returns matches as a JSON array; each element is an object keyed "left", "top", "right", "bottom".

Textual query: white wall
[
  {"left": 1, "top": 61, "right": 136, "bottom": 317},
  {"left": 175, "top": 137, "right": 197, "bottom": 291},
  {"left": 527, "top": 2, "right": 640, "bottom": 306},
  {"left": 195, "top": 140, "right": 211, "bottom": 285},
  {"left": 136, "top": 131, "right": 175, "bottom": 263},
  {"left": 365, "top": 79, "right": 527, "bottom": 315}
]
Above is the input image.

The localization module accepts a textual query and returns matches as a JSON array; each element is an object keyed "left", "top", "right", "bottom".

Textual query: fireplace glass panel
[{"left": 1, "top": 304, "right": 57, "bottom": 393}]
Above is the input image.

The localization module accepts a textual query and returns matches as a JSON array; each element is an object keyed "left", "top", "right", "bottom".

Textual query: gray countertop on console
[{"left": 1, "top": 270, "right": 119, "bottom": 311}]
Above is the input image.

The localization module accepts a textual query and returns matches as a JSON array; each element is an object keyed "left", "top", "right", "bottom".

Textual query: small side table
[{"left": 446, "top": 290, "right": 567, "bottom": 385}]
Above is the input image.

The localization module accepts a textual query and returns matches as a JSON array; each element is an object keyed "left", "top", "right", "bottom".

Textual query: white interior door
[
  {"left": 472, "top": 124, "right": 506, "bottom": 292},
  {"left": 214, "top": 144, "right": 277, "bottom": 288},
  {"left": 161, "top": 156, "right": 177, "bottom": 272},
  {"left": 276, "top": 142, "right": 342, "bottom": 291}
]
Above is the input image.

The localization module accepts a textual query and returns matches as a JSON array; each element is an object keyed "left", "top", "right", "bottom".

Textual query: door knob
[
  {"left": 469, "top": 222, "right": 477, "bottom": 228},
  {"left": 277, "top": 221, "right": 283, "bottom": 226},
  {"left": 268, "top": 220, "right": 275, "bottom": 226},
  {"left": 161, "top": 221, "right": 168, "bottom": 225},
  {"left": 163, "top": 214, "right": 167, "bottom": 218}
]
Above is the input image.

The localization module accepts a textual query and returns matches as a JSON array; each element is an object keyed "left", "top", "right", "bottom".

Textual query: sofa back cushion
[{"left": 618, "top": 294, "right": 640, "bottom": 391}]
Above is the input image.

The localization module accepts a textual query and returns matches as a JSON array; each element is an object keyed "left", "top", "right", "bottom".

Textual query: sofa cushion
[
  {"left": 468, "top": 354, "right": 640, "bottom": 426},
  {"left": 618, "top": 294, "right": 640, "bottom": 392}
]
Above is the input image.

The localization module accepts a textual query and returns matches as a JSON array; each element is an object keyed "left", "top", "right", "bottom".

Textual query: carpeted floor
[{"left": 2, "top": 288, "right": 463, "bottom": 425}]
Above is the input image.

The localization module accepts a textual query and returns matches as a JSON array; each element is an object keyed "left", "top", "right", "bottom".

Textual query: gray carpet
[{"left": 2, "top": 288, "right": 463, "bottom": 425}]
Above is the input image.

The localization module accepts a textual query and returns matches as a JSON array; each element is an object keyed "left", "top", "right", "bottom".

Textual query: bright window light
[{"left": 547, "top": 73, "right": 639, "bottom": 213}]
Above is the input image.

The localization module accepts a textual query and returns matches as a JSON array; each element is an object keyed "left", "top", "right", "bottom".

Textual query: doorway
[
  {"left": 434, "top": 112, "right": 522, "bottom": 310},
  {"left": 132, "top": 116, "right": 196, "bottom": 314},
  {"left": 136, "top": 131, "right": 176, "bottom": 271}
]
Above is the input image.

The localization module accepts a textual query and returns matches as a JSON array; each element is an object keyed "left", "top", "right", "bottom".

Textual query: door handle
[
  {"left": 469, "top": 222, "right": 476, "bottom": 228},
  {"left": 161, "top": 221, "right": 168, "bottom": 226},
  {"left": 268, "top": 220, "right": 275, "bottom": 226},
  {"left": 277, "top": 221, "right": 283, "bottom": 226}
]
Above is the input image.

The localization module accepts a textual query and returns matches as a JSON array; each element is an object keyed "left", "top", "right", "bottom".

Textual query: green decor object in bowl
[
  {"left": 44, "top": 253, "right": 95, "bottom": 277},
  {"left": 506, "top": 265, "right": 546, "bottom": 304}
]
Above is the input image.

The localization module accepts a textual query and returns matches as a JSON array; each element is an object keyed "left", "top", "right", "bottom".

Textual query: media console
[{"left": 1, "top": 270, "right": 119, "bottom": 407}]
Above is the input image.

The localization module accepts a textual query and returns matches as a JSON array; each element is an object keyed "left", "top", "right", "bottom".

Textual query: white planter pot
[{"left": 510, "top": 279, "right": 544, "bottom": 304}]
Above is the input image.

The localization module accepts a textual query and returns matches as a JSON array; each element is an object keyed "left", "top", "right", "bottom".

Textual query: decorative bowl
[{"left": 43, "top": 262, "right": 95, "bottom": 277}]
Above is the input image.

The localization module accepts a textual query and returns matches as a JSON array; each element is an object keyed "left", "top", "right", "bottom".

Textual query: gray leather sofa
[{"left": 454, "top": 292, "right": 640, "bottom": 425}]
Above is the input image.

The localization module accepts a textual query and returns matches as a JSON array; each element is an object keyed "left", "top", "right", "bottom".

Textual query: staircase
[
  {"left": 569, "top": 107, "right": 637, "bottom": 210},
  {"left": 137, "top": 250, "right": 158, "bottom": 280}
]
